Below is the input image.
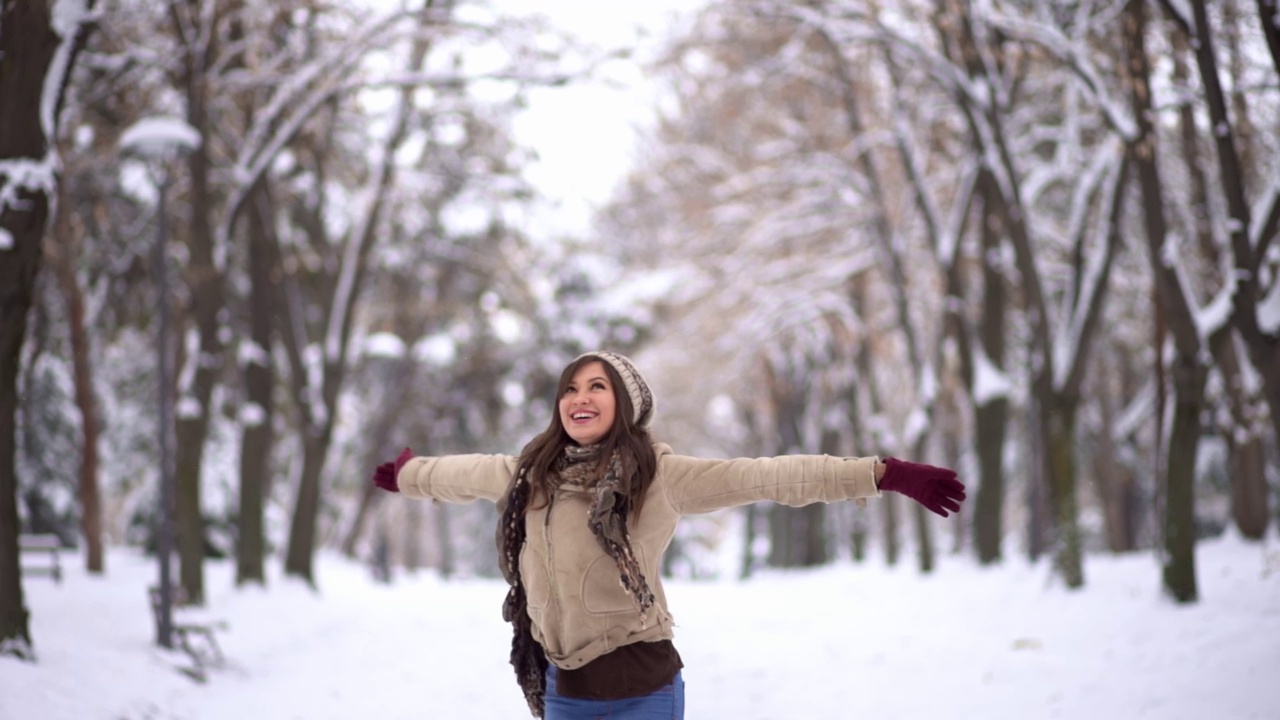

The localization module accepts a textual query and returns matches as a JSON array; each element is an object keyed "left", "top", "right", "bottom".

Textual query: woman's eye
[{"left": 591, "top": 382, "right": 605, "bottom": 390}]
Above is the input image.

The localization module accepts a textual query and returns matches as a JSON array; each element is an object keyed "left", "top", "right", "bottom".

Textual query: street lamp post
[{"left": 119, "top": 117, "right": 200, "bottom": 650}]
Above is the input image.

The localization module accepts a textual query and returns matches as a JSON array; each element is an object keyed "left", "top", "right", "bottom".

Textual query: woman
[{"left": 372, "top": 351, "right": 965, "bottom": 719}]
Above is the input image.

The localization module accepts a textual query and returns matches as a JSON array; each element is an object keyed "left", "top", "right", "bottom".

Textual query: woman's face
[{"left": 558, "top": 361, "right": 617, "bottom": 446}]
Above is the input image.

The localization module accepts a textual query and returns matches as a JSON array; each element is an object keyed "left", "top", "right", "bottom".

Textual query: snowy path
[{"left": 3, "top": 534, "right": 1278, "bottom": 719}]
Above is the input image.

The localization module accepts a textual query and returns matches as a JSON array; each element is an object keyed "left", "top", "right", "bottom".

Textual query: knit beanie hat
[{"left": 574, "top": 351, "right": 655, "bottom": 429}]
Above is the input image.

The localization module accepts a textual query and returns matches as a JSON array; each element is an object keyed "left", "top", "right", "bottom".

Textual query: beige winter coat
[{"left": 396, "top": 443, "right": 881, "bottom": 670}]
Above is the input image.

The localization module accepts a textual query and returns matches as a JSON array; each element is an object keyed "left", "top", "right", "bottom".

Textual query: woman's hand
[
  {"left": 878, "top": 458, "right": 966, "bottom": 517},
  {"left": 372, "top": 447, "right": 413, "bottom": 493}
]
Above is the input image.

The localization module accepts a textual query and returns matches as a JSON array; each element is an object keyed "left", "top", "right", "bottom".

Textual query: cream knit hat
[{"left": 574, "top": 351, "right": 655, "bottom": 429}]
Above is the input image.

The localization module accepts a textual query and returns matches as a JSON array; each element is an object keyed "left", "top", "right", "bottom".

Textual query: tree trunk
[
  {"left": 1025, "top": 400, "right": 1048, "bottom": 562},
  {"left": 971, "top": 173, "right": 1010, "bottom": 564},
  {"left": 283, "top": 4, "right": 441, "bottom": 584},
  {"left": 1211, "top": 331, "right": 1271, "bottom": 540},
  {"left": 341, "top": 359, "right": 417, "bottom": 558},
  {"left": 0, "top": 182, "right": 43, "bottom": 660},
  {"left": 913, "top": 503, "right": 933, "bottom": 572},
  {"left": 1132, "top": 0, "right": 1208, "bottom": 601},
  {"left": 404, "top": 499, "right": 423, "bottom": 573},
  {"left": 1163, "top": 356, "right": 1205, "bottom": 602},
  {"left": 1043, "top": 406, "right": 1084, "bottom": 588},
  {"left": 284, "top": 431, "right": 329, "bottom": 583},
  {"left": 172, "top": 10, "right": 223, "bottom": 605},
  {"left": 972, "top": 400, "right": 1007, "bottom": 562},
  {"left": 881, "top": 493, "right": 900, "bottom": 566},
  {"left": 435, "top": 501, "right": 454, "bottom": 579},
  {"left": 342, "top": 482, "right": 379, "bottom": 559},
  {"left": 739, "top": 503, "right": 757, "bottom": 579},
  {"left": 236, "top": 183, "right": 277, "bottom": 586},
  {"left": 1092, "top": 378, "right": 1137, "bottom": 553},
  {"left": 50, "top": 180, "right": 102, "bottom": 573},
  {"left": 1230, "top": 437, "right": 1269, "bottom": 539},
  {"left": 767, "top": 504, "right": 793, "bottom": 568},
  {"left": 849, "top": 511, "right": 866, "bottom": 563},
  {"left": 0, "top": 0, "right": 94, "bottom": 659},
  {"left": 801, "top": 504, "right": 828, "bottom": 566}
]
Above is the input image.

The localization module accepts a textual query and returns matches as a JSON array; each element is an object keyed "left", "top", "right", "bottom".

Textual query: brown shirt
[{"left": 554, "top": 640, "right": 683, "bottom": 700}]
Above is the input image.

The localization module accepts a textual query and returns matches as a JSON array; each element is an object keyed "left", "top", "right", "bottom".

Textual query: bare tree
[
  {"left": 0, "top": 0, "right": 96, "bottom": 659},
  {"left": 1123, "top": 0, "right": 1208, "bottom": 602},
  {"left": 47, "top": 170, "right": 103, "bottom": 574}
]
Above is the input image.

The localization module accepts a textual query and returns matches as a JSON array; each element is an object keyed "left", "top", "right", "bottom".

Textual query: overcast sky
[{"left": 488, "top": 0, "right": 702, "bottom": 238}]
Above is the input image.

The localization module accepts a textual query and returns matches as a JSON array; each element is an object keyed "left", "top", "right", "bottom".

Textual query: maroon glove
[
  {"left": 878, "top": 458, "right": 966, "bottom": 517},
  {"left": 372, "top": 447, "right": 413, "bottom": 493}
]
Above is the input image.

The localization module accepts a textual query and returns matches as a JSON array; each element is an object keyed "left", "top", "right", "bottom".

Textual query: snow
[
  {"left": 1196, "top": 277, "right": 1236, "bottom": 342},
  {"left": 4, "top": 535, "right": 1277, "bottom": 720},
  {"left": 325, "top": 216, "right": 367, "bottom": 364},
  {"left": 237, "top": 403, "right": 267, "bottom": 428},
  {"left": 412, "top": 333, "right": 457, "bottom": 366},
  {"left": 490, "top": 309, "right": 526, "bottom": 344},
  {"left": 44, "top": 1, "right": 94, "bottom": 145},
  {"left": 901, "top": 408, "right": 929, "bottom": 447},
  {"left": 972, "top": 345, "right": 1012, "bottom": 407},
  {"left": 1250, "top": 180, "right": 1280, "bottom": 250},
  {"left": 176, "top": 397, "right": 203, "bottom": 420},
  {"left": 237, "top": 341, "right": 271, "bottom": 368},
  {"left": 1259, "top": 278, "right": 1280, "bottom": 335},
  {"left": 0, "top": 157, "right": 59, "bottom": 211},
  {"left": 362, "top": 332, "right": 407, "bottom": 360},
  {"left": 118, "top": 117, "right": 202, "bottom": 159}
]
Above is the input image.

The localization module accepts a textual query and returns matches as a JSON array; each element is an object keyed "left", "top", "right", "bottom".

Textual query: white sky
[{"left": 488, "top": 0, "right": 701, "bottom": 238}]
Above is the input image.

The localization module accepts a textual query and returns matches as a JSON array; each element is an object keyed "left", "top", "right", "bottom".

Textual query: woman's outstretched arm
[
  {"left": 372, "top": 447, "right": 517, "bottom": 504},
  {"left": 659, "top": 452, "right": 883, "bottom": 515},
  {"left": 660, "top": 449, "right": 964, "bottom": 517}
]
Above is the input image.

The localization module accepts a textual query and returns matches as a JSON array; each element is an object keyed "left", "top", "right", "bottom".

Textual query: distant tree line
[{"left": 600, "top": 0, "right": 1278, "bottom": 598}]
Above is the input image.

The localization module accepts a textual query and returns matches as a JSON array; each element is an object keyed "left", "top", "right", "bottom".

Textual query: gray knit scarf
[{"left": 497, "top": 444, "right": 655, "bottom": 718}]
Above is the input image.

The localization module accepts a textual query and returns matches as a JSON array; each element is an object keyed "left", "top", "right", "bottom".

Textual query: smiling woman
[{"left": 371, "top": 350, "right": 965, "bottom": 719}]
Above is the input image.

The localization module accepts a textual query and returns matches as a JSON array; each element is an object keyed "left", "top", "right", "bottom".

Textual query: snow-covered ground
[{"left": 3, "top": 531, "right": 1278, "bottom": 720}]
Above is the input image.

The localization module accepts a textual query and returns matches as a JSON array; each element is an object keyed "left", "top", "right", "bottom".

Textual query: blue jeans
[{"left": 545, "top": 665, "right": 685, "bottom": 720}]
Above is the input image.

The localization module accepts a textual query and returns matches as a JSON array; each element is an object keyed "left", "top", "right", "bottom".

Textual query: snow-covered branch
[
  {"left": 234, "top": 11, "right": 411, "bottom": 189},
  {"left": 1052, "top": 143, "right": 1125, "bottom": 392},
  {"left": 984, "top": 10, "right": 1138, "bottom": 141},
  {"left": 1250, "top": 178, "right": 1280, "bottom": 263}
]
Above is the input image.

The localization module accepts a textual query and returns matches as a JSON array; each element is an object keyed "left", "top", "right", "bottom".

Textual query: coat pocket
[{"left": 581, "top": 549, "right": 647, "bottom": 614}]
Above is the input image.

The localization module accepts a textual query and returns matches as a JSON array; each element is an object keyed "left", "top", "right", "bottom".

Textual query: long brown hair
[{"left": 517, "top": 355, "right": 658, "bottom": 517}]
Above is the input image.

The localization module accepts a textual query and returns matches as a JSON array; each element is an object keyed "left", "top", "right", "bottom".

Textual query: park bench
[
  {"left": 148, "top": 585, "right": 228, "bottom": 680},
  {"left": 18, "top": 534, "right": 62, "bottom": 583}
]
